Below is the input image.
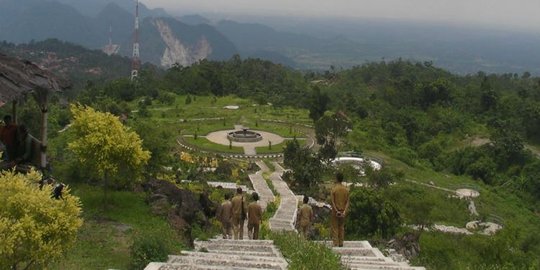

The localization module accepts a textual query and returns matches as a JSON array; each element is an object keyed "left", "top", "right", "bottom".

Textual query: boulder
[{"left": 143, "top": 179, "right": 217, "bottom": 246}]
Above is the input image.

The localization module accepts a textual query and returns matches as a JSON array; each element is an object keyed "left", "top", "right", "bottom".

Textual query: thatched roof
[{"left": 0, "top": 53, "right": 70, "bottom": 105}]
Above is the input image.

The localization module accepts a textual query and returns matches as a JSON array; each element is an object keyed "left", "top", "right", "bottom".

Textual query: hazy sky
[{"left": 141, "top": 0, "right": 540, "bottom": 32}]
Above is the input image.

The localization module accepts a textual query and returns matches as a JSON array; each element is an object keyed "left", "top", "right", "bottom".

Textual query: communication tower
[{"left": 130, "top": 0, "right": 141, "bottom": 81}]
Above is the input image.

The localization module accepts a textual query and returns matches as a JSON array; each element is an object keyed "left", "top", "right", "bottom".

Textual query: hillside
[
  {"left": 119, "top": 17, "right": 238, "bottom": 68},
  {"left": 0, "top": 39, "right": 134, "bottom": 93},
  {"left": 0, "top": 1, "right": 238, "bottom": 68},
  {"left": 2, "top": 40, "right": 540, "bottom": 269}
]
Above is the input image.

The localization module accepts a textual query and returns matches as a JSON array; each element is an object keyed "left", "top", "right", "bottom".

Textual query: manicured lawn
[{"left": 183, "top": 137, "right": 245, "bottom": 153}]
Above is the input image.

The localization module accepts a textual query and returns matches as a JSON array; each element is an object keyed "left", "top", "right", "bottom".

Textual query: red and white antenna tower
[{"left": 130, "top": 0, "right": 141, "bottom": 81}]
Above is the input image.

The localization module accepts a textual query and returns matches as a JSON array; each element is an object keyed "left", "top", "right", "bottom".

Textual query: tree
[
  {"left": 522, "top": 160, "right": 540, "bottom": 200},
  {"left": 131, "top": 120, "right": 174, "bottom": 177},
  {"left": 308, "top": 86, "right": 330, "bottom": 122},
  {"left": 491, "top": 128, "right": 525, "bottom": 168},
  {"left": 283, "top": 138, "right": 301, "bottom": 168},
  {"left": 315, "top": 111, "right": 352, "bottom": 161},
  {"left": 346, "top": 188, "right": 401, "bottom": 239},
  {"left": 68, "top": 104, "right": 150, "bottom": 198},
  {"left": 366, "top": 166, "right": 404, "bottom": 189},
  {"left": 0, "top": 170, "right": 83, "bottom": 269},
  {"left": 480, "top": 77, "right": 498, "bottom": 111},
  {"left": 283, "top": 139, "right": 323, "bottom": 191}
]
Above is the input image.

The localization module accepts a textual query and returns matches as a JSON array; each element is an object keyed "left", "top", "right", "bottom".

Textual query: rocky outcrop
[
  {"left": 143, "top": 179, "right": 216, "bottom": 246},
  {"left": 154, "top": 19, "right": 212, "bottom": 68}
]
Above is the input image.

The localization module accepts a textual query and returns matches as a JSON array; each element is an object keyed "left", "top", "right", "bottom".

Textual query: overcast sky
[{"left": 141, "top": 0, "right": 540, "bottom": 32}]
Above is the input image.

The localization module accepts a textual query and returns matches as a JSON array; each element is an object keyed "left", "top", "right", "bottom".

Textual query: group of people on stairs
[
  {"left": 216, "top": 187, "right": 263, "bottom": 240},
  {"left": 216, "top": 172, "right": 350, "bottom": 247}
]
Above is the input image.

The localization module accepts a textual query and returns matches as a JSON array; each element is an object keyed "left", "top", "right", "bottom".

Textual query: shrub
[
  {"left": 346, "top": 188, "right": 401, "bottom": 239},
  {"left": 271, "top": 232, "right": 343, "bottom": 270},
  {"left": 0, "top": 170, "right": 83, "bottom": 270},
  {"left": 129, "top": 233, "right": 172, "bottom": 270}
]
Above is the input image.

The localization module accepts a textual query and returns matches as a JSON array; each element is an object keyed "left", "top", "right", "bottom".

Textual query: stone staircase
[
  {"left": 268, "top": 162, "right": 297, "bottom": 232},
  {"left": 145, "top": 239, "right": 288, "bottom": 270},
  {"left": 316, "top": 241, "right": 425, "bottom": 270},
  {"left": 146, "top": 161, "right": 425, "bottom": 270},
  {"left": 248, "top": 161, "right": 275, "bottom": 210}
]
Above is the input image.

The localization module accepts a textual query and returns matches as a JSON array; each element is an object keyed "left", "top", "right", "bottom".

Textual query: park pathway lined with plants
[
  {"left": 265, "top": 162, "right": 425, "bottom": 270},
  {"left": 145, "top": 161, "right": 287, "bottom": 270},
  {"left": 248, "top": 161, "right": 276, "bottom": 210},
  {"left": 268, "top": 162, "right": 298, "bottom": 231},
  {"left": 146, "top": 161, "right": 425, "bottom": 269}
]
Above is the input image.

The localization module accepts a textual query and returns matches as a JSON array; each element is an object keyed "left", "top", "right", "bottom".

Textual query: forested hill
[
  {"left": 0, "top": 39, "right": 136, "bottom": 95},
  {"left": 103, "top": 58, "right": 539, "bottom": 202}
]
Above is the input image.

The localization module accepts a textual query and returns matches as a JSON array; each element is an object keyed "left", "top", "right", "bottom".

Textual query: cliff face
[
  {"left": 154, "top": 19, "right": 212, "bottom": 68},
  {"left": 122, "top": 17, "right": 236, "bottom": 68}
]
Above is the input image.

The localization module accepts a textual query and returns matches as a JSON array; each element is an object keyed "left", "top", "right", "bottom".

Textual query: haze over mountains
[{"left": 1, "top": 0, "right": 540, "bottom": 74}]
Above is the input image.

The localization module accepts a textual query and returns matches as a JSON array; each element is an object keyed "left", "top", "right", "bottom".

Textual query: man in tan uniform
[
  {"left": 297, "top": 195, "right": 314, "bottom": 239},
  {"left": 331, "top": 172, "right": 349, "bottom": 247},
  {"left": 247, "top": 192, "right": 263, "bottom": 240},
  {"left": 216, "top": 193, "right": 233, "bottom": 239},
  {"left": 231, "top": 187, "right": 247, "bottom": 240}
]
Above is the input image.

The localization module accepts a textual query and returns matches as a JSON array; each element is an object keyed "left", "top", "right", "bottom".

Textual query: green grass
[
  {"left": 50, "top": 184, "right": 183, "bottom": 269},
  {"left": 359, "top": 149, "right": 540, "bottom": 269},
  {"left": 384, "top": 182, "right": 470, "bottom": 227},
  {"left": 141, "top": 95, "right": 312, "bottom": 137},
  {"left": 271, "top": 232, "right": 343, "bottom": 270},
  {"left": 183, "top": 137, "right": 245, "bottom": 153},
  {"left": 256, "top": 138, "right": 308, "bottom": 154}
]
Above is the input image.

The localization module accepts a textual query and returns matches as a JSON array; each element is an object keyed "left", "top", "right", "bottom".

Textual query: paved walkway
[
  {"left": 145, "top": 239, "right": 288, "bottom": 270},
  {"left": 205, "top": 125, "right": 285, "bottom": 156},
  {"left": 268, "top": 162, "right": 298, "bottom": 232},
  {"left": 248, "top": 161, "right": 275, "bottom": 210},
  {"left": 146, "top": 161, "right": 425, "bottom": 270}
]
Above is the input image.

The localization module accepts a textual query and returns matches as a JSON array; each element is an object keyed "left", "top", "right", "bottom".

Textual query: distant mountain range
[
  {"left": 1, "top": 0, "right": 540, "bottom": 74},
  {"left": 0, "top": 0, "right": 237, "bottom": 68}
]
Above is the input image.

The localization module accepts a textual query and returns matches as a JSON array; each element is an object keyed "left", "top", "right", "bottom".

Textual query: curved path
[
  {"left": 147, "top": 160, "right": 425, "bottom": 270},
  {"left": 205, "top": 125, "right": 285, "bottom": 156},
  {"left": 248, "top": 161, "right": 275, "bottom": 210},
  {"left": 405, "top": 179, "right": 502, "bottom": 235},
  {"left": 264, "top": 162, "right": 424, "bottom": 269},
  {"left": 268, "top": 162, "right": 298, "bottom": 232}
]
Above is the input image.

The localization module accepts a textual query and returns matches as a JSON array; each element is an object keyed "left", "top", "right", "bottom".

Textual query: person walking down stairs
[
  {"left": 247, "top": 192, "right": 263, "bottom": 240},
  {"left": 216, "top": 193, "right": 233, "bottom": 239},
  {"left": 297, "top": 195, "right": 314, "bottom": 239},
  {"left": 231, "top": 187, "right": 248, "bottom": 240}
]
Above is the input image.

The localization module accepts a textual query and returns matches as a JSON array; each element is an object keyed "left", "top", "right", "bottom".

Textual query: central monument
[{"left": 227, "top": 128, "right": 263, "bottom": 142}]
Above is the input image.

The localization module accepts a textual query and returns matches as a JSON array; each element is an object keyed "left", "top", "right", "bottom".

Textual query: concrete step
[
  {"left": 201, "top": 249, "right": 280, "bottom": 257},
  {"left": 196, "top": 243, "right": 277, "bottom": 254},
  {"left": 341, "top": 259, "right": 404, "bottom": 268},
  {"left": 269, "top": 218, "right": 293, "bottom": 223},
  {"left": 174, "top": 252, "right": 287, "bottom": 264},
  {"left": 340, "top": 256, "right": 396, "bottom": 265},
  {"left": 316, "top": 241, "right": 372, "bottom": 249},
  {"left": 331, "top": 247, "right": 382, "bottom": 257},
  {"left": 195, "top": 239, "right": 276, "bottom": 246},
  {"left": 163, "top": 255, "right": 286, "bottom": 269},
  {"left": 145, "top": 262, "right": 275, "bottom": 270},
  {"left": 349, "top": 264, "right": 426, "bottom": 270},
  {"left": 269, "top": 221, "right": 294, "bottom": 227}
]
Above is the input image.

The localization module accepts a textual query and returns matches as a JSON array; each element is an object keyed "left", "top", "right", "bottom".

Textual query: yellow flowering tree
[
  {"left": 68, "top": 104, "right": 150, "bottom": 194},
  {"left": 0, "top": 170, "right": 83, "bottom": 269}
]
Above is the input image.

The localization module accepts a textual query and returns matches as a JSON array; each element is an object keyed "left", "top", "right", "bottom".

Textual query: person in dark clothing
[
  {"left": 247, "top": 192, "right": 263, "bottom": 240},
  {"left": 0, "top": 115, "right": 18, "bottom": 161},
  {"left": 13, "top": 125, "right": 41, "bottom": 167},
  {"left": 52, "top": 183, "right": 65, "bottom": 200}
]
